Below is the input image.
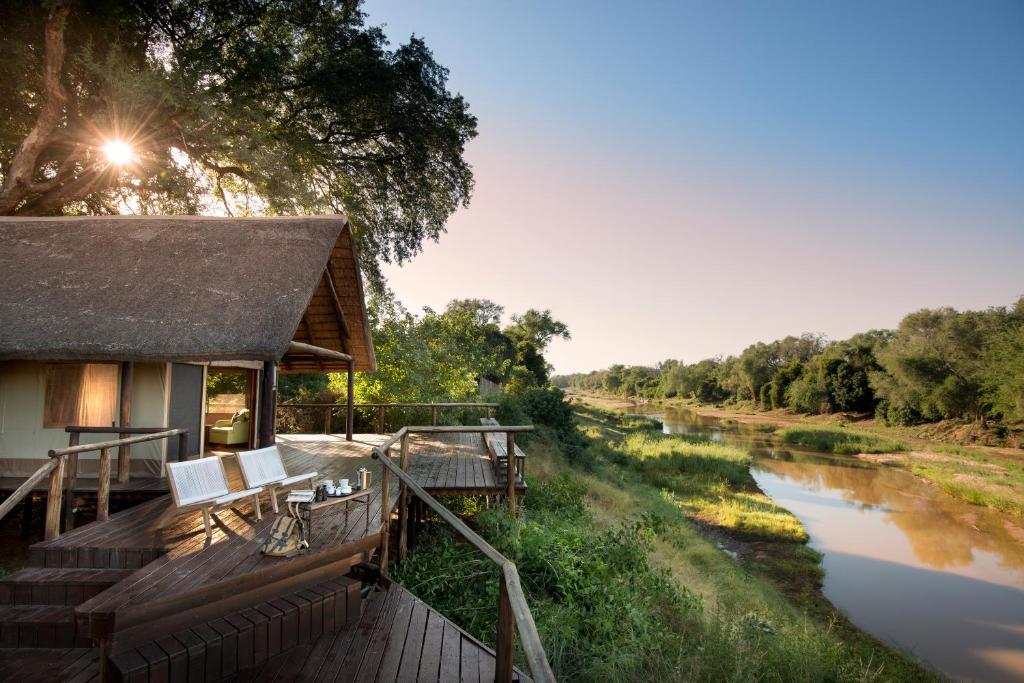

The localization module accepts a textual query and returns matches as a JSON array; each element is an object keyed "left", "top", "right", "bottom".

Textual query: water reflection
[{"left": 629, "top": 405, "right": 1024, "bottom": 682}]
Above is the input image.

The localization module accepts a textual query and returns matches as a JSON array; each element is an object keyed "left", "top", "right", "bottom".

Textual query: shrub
[{"left": 778, "top": 426, "right": 906, "bottom": 454}]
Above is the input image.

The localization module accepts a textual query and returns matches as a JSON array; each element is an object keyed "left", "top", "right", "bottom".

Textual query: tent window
[{"left": 43, "top": 363, "right": 119, "bottom": 428}]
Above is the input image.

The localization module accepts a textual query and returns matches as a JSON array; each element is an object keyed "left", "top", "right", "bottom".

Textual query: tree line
[{"left": 554, "top": 297, "right": 1024, "bottom": 426}]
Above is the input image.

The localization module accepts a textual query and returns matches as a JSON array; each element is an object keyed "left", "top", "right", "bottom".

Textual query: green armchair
[{"left": 208, "top": 408, "right": 250, "bottom": 445}]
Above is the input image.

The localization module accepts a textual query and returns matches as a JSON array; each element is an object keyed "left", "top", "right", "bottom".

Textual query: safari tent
[{"left": 0, "top": 215, "right": 375, "bottom": 480}]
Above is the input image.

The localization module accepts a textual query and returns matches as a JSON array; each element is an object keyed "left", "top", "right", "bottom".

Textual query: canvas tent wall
[{"left": 0, "top": 361, "right": 168, "bottom": 477}]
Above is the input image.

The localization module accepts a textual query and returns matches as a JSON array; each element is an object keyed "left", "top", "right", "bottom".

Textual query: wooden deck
[{"left": 0, "top": 432, "right": 532, "bottom": 682}]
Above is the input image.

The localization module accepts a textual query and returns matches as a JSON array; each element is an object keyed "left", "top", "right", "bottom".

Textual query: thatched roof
[{"left": 0, "top": 215, "right": 376, "bottom": 372}]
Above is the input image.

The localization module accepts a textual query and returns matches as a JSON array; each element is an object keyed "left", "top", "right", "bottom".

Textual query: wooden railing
[
  {"left": 0, "top": 428, "right": 188, "bottom": 541},
  {"left": 277, "top": 401, "right": 499, "bottom": 434},
  {"left": 372, "top": 425, "right": 555, "bottom": 683}
]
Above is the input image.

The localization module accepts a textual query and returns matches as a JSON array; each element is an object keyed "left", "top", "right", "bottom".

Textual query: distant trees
[{"left": 557, "top": 297, "right": 1024, "bottom": 427}]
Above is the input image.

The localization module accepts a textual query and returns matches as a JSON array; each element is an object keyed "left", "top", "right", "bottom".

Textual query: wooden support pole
[
  {"left": 347, "top": 359, "right": 355, "bottom": 441},
  {"left": 496, "top": 574, "right": 515, "bottom": 683},
  {"left": 398, "top": 433, "right": 410, "bottom": 560},
  {"left": 258, "top": 361, "right": 277, "bottom": 447},
  {"left": 96, "top": 448, "right": 112, "bottom": 522},
  {"left": 178, "top": 431, "right": 189, "bottom": 462},
  {"left": 44, "top": 456, "right": 65, "bottom": 541},
  {"left": 506, "top": 432, "right": 517, "bottom": 516},
  {"left": 377, "top": 405, "right": 386, "bottom": 434},
  {"left": 63, "top": 432, "right": 80, "bottom": 532},
  {"left": 380, "top": 462, "right": 391, "bottom": 574},
  {"left": 116, "top": 361, "right": 134, "bottom": 483},
  {"left": 323, "top": 405, "right": 332, "bottom": 434}
]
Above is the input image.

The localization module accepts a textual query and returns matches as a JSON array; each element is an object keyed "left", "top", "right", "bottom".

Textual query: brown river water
[{"left": 626, "top": 405, "right": 1024, "bottom": 682}]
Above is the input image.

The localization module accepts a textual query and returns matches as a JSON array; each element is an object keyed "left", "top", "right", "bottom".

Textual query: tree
[
  {"left": 871, "top": 306, "right": 1010, "bottom": 423},
  {"left": 505, "top": 309, "right": 571, "bottom": 352},
  {"left": 0, "top": 0, "right": 476, "bottom": 284}
]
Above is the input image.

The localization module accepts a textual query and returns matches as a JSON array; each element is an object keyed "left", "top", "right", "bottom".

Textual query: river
[{"left": 626, "top": 405, "right": 1024, "bottom": 682}]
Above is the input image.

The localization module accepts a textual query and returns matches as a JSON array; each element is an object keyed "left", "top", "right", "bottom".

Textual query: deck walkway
[
  {"left": 0, "top": 583, "right": 531, "bottom": 683},
  {"left": 235, "top": 581, "right": 532, "bottom": 683}
]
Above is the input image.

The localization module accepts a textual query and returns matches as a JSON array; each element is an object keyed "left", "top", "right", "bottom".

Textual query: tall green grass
[{"left": 778, "top": 426, "right": 907, "bottom": 454}]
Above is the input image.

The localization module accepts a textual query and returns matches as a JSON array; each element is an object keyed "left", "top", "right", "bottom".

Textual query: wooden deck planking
[
  {"left": 0, "top": 647, "right": 99, "bottom": 682},
  {"left": 231, "top": 582, "right": 532, "bottom": 683}
]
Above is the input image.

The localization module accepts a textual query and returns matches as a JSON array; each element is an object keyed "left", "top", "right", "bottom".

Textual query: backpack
[{"left": 262, "top": 512, "right": 307, "bottom": 557}]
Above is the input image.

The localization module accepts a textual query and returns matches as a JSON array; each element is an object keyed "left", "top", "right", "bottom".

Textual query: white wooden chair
[
  {"left": 237, "top": 446, "right": 318, "bottom": 514},
  {"left": 163, "top": 456, "right": 263, "bottom": 539}
]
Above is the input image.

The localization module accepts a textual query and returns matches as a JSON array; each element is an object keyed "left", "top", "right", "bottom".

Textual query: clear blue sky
[{"left": 366, "top": 0, "right": 1024, "bottom": 374}]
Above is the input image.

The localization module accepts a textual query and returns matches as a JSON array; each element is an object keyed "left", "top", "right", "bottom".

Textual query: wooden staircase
[{"left": 0, "top": 567, "right": 131, "bottom": 648}]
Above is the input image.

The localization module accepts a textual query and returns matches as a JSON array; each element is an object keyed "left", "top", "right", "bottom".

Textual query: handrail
[
  {"left": 48, "top": 428, "right": 187, "bottom": 458},
  {"left": 0, "top": 427, "right": 191, "bottom": 541},
  {"left": 277, "top": 401, "right": 499, "bottom": 433},
  {"left": 372, "top": 426, "right": 555, "bottom": 683},
  {"left": 0, "top": 458, "right": 59, "bottom": 526},
  {"left": 279, "top": 402, "right": 499, "bottom": 408}
]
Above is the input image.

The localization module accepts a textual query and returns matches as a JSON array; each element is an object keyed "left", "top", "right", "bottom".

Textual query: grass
[
  {"left": 778, "top": 426, "right": 908, "bottom": 455},
  {"left": 394, "top": 403, "right": 936, "bottom": 681}
]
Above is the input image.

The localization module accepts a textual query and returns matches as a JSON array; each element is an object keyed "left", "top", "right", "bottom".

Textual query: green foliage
[
  {"left": 0, "top": 0, "right": 476, "bottom": 285},
  {"left": 393, "top": 474, "right": 699, "bottom": 681},
  {"left": 500, "top": 388, "right": 593, "bottom": 469},
  {"left": 206, "top": 370, "right": 247, "bottom": 396},
  {"left": 778, "top": 427, "right": 907, "bottom": 455}
]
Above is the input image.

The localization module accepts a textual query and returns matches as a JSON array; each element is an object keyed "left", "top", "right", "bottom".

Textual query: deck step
[
  {"left": 29, "top": 545, "right": 164, "bottom": 570},
  {"left": 0, "top": 568, "right": 134, "bottom": 606},
  {"left": 110, "top": 576, "right": 362, "bottom": 683},
  {"left": 0, "top": 605, "right": 92, "bottom": 648},
  {"left": 0, "top": 647, "right": 99, "bottom": 682}
]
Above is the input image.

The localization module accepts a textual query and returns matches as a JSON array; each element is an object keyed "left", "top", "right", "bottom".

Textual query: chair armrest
[
  {"left": 215, "top": 487, "right": 263, "bottom": 505},
  {"left": 276, "top": 472, "right": 319, "bottom": 487},
  {"left": 213, "top": 419, "right": 232, "bottom": 428}
]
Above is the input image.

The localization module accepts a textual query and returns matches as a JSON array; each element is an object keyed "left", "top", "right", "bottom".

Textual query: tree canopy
[{"left": 0, "top": 0, "right": 476, "bottom": 283}]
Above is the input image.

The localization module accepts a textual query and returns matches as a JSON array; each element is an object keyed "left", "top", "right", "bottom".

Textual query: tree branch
[{"left": 0, "top": 3, "right": 72, "bottom": 214}]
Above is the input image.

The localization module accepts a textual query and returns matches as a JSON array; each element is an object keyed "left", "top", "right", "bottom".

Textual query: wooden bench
[
  {"left": 237, "top": 446, "right": 318, "bottom": 514},
  {"left": 480, "top": 417, "right": 527, "bottom": 483},
  {"left": 161, "top": 457, "right": 263, "bottom": 539}
]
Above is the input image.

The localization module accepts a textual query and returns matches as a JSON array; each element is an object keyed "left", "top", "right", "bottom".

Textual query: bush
[
  {"left": 392, "top": 472, "right": 697, "bottom": 680},
  {"left": 499, "top": 388, "right": 594, "bottom": 469},
  {"left": 779, "top": 426, "right": 907, "bottom": 454}
]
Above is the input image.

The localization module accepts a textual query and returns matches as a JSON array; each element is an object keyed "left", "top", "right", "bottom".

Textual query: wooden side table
[{"left": 299, "top": 488, "right": 372, "bottom": 543}]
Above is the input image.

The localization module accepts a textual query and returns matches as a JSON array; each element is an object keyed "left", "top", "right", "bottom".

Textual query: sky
[{"left": 365, "top": 0, "right": 1024, "bottom": 375}]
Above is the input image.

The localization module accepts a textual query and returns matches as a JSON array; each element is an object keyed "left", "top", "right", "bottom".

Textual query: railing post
[
  {"left": 496, "top": 572, "right": 515, "bottom": 683},
  {"left": 63, "top": 432, "right": 80, "bottom": 532},
  {"left": 506, "top": 432, "right": 516, "bottom": 516},
  {"left": 323, "top": 405, "right": 332, "bottom": 434},
  {"left": 117, "top": 361, "right": 133, "bottom": 483},
  {"left": 431, "top": 405, "right": 438, "bottom": 426},
  {"left": 44, "top": 455, "right": 65, "bottom": 541},
  {"left": 380, "top": 450, "right": 391, "bottom": 575},
  {"left": 398, "top": 433, "right": 410, "bottom": 560},
  {"left": 346, "top": 359, "right": 355, "bottom": 442},
  {"left": 377, "top": 405, "right": 386, "bottom": 434},
  {"left": 96, "top": 448, "right": 112, "bottom": 522},
  {"left": 178, "top": 431, "right": 189, "bottom": 461}
]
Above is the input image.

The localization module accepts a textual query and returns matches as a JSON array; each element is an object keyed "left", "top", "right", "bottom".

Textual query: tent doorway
[{"left": 204, "top": 368, "right": 257, "bottom": 454}]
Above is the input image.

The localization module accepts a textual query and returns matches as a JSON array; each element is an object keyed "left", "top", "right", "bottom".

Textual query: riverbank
[
  {"left": 572, "top": 391, "right": 1024, "bottom": 518},
  {"left": 394, "top": 401, "right": 936, "bottom": 681}
]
